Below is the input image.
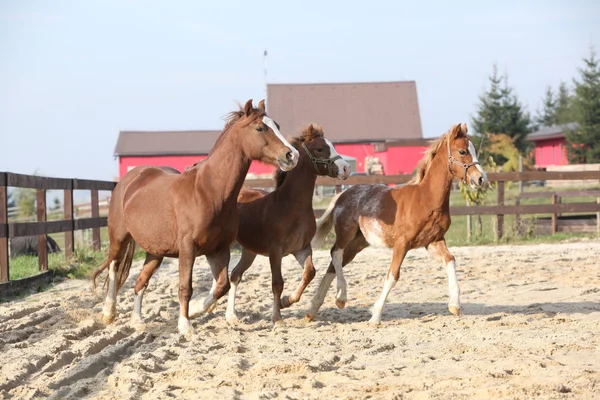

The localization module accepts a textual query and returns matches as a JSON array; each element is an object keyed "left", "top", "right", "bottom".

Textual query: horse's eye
[
  {"left": 256, "top": 125, "right": 266, "bottom": 132},
  {"left": 459, "top": 150, "right": 467, "bottom": 156},
  {"left": 316, "top": 148, "right": 324, "bottom": 152}
]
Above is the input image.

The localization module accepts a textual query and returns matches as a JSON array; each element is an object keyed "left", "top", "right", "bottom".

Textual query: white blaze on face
[
  {"left": 324, "top": 138, "right": 350, "bottom": 178},
  {"left": 262, "top": 116, "right": 299, "bottom": 164},
  {"left": 468, "top": 141, "right": 488, "bottom": 182}
]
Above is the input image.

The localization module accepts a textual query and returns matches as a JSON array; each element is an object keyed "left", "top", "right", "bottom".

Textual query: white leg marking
[
  {"left": 446, "top": 259, "right": 461, "bottom": 314},
  {"left": 306, "top": 272, "right": 335, "bottom": 320},
  {"left": 369, "top": 273, "right": 397, "bottom": 325},
  {"left": 102, "top": 261, "right": 117, "bottom": 323},
  {"left": 189, "top": 278, "right": 216, "bottom": 318},
  {"left": 178, "top": 309, "right": 194, "bottom": 337},
  {"left": 130, "top": 286, "right": 146, "bottom": 327},
  {"left": 225, "top": 279, "right": 240, "bottom": 324},
  {"left": 332, "top": 249, "right": 347, "bottom": 307}
]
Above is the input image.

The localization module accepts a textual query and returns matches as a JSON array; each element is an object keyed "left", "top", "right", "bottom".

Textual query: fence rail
[
  {"left": 0, "top": 172, "right": 116, "bottom": 284},
  {"left": 246, "top": 170, "right": 600, "bottom": 239}
]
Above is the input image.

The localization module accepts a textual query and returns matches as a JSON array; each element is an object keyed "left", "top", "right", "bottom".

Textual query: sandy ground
[{"left": 1, "top": 239, "right": 599, "bottom": 400}]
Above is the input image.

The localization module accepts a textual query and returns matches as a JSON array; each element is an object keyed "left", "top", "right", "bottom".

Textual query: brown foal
[
  {"left": 224, "top": 124, "right": 350, "bottom": 326},
  {"left": 306, "top": 123, "right": 488, "bottom": 324},
  {"left": 92, "top": 99, "right": 299, "bottom": 336}
]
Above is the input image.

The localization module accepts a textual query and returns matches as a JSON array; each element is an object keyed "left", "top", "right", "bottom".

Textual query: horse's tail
[
  {"left": 311, "top": 192, "right": 343, "bottom": 249},
  {"left": 92, "top": 237, "right": 136, "bottom": 293}
]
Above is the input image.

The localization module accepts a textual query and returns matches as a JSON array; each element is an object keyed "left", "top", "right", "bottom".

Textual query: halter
[
  {"left": 446, "top": 136, "right": 480, "bottom": 184},
  {"left": 301, "top": 142, "right": 342, "bottom": 178}
]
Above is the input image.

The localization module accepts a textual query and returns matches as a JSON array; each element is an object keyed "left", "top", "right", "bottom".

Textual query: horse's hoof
[
  {"left": 335, "top": 299, "right": 346, "bottom": 309},
  {"left": 206, "top": 302, "right": 218, "bottom": 314},
  {"left": 102, "top": 313, "right": 116, "bottom": 325},
  {"left": 280, "top": 295, "right": 293, "bottom": 309},
  {"left": 304, "top": 313, "right": 315, "bottom": 322},
  {"left": 368, "top": 316, "right": 382, "bottom": 326},
  {"left": 272, "top": 319, "right": 286, "bottom": 329},
  {"left": 129, "top": 318, "right": 146, "bottom": 331},
  {"left": 225, "top": 313, "right": 240, "bottom": 325},
  {"left": 178, "top": 318, "right": 195, "bottom": 338},
  {"left": 448, "top": 305, "right": 461, "bottom": 316}
]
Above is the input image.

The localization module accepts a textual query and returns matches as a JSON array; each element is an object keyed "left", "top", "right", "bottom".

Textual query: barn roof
[
  {"left": 266, "top": 81, "right": 423, "bottom": 143},
  {"left": 528, "top": 122, "right": 578, "bottom": 142},
  {"left": 114, "top": 130, "right": 222, "bottom": 156}
]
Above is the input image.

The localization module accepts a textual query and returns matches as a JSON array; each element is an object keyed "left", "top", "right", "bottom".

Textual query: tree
[
  {"left": 565, "top": 47, "right": 600, "bottom": 164},
  {"left": 486, "top": 133, "right": 532, "bottom": 172},
  {"left": 471, "top": 64, "right": 533, "bottom": 160},
  {"left": 14, "top": 189, "right": 36, "bottom": 218},
  {"left": 535, "top": 86, "right": 556, "bottom": 127},
  {"left": 554, "top": 82, "right": 576, "bottom": 125}
]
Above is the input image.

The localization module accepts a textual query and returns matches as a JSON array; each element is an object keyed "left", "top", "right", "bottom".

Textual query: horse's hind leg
[
  {"left": 281, "top": 246, "right": 316, "bottom": 309},
  {"left": 130, "top": 253, "right": 164, "bottom": 328},
  {"left": 305, "top": 234, "right": 368, "bottom": 321},
  {"left": 102, "top": 235, "right": 132, "bottom": 324},
  {"left": 269, "top": 250, "right": 285, "bottom": 327},
  {"left": 426, "top": 239, "right": 460, "bottom": 316},
  {"left": 225, "top": 249, "right": 257, "bottom": 324}
]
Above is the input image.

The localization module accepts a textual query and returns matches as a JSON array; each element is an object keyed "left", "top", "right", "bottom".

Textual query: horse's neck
[
  {"left": 197, "top": 129, "right": 251, "bottom": 206},
  {"left": 419, "top": 144, "right": 454, "bottom": 210},
  {"left": 277, "top": 154, "right": 317, "bottom": 207}
]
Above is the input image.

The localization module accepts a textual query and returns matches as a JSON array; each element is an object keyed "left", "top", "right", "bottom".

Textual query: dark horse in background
[{"left": 10, "top": 236, "right": 61, "bottom": 259}]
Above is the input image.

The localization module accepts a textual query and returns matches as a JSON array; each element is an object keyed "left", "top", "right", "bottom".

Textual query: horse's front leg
[
  {"left": 177, "top": 241, "right": 196, "bottom": 337},
  {"left": 190, "top": 249, "right": 231, "bottom": 318},
  {"left": 281, "top": 246, "right": 316, "bottom": 308},
  {"left": 426, "top": 239, "right": 460, "bottom": 316},
  {"left": 369, "top": 241, "right": 407, "bottom": 325}
]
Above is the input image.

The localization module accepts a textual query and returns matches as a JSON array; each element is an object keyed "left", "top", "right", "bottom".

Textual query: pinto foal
[
  {"left": 307, "top": 123, "right": 488, "bottom": 324},
  {"left": 225, "top": 124, "right": 350, "bottom": 326}
]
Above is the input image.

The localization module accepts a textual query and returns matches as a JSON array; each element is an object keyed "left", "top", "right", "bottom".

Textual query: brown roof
[
  {"left": 114, "top": 130, "right": 222, "bottom": 156},
  {"left": 267, "top": 81, "right": 423, "bottom": 143}
]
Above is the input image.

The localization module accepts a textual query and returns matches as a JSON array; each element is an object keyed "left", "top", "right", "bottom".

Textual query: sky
[{"left": 1, "top": 0, "right": 599, "bottom": 181}]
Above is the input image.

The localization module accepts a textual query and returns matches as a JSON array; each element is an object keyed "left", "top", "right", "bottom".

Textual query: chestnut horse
[
  {"left": 92, "top": 99, "right": 299, "bottom": 335},
  {"left": 224, "top": 124, "right": 350, "bottom": 326},
  {"left": 306, "top": 123, "right": 488, "bottom": 325}
]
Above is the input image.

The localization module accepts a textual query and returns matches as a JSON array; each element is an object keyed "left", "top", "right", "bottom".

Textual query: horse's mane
[
  {"left": 408, "top": 127, "right": 453, "bottom": 185},
  {"left": 274, "top": 124, "right": 324, "bottom": 188}
]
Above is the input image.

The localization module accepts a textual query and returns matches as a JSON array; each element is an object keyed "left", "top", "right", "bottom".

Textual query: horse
[
  {"left": 306, "top": 123, "right": 488, "bottom": 325},
  {"left": 92, "top": 99, "right": 299, "bottom": 336},
  {"left": 223, "top": 124, "right": 351, "bottom": 326}
]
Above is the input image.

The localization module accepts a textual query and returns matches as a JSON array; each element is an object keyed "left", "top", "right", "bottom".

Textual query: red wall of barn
[
  {"left": 118, "top": 143, "right": 428, "bottom": 179},
  {"left": 534, "top": 138, "right": 568, "bottom": 168},
  {"left": 118, "top": 155, "right": 276, "bottom": 178}
]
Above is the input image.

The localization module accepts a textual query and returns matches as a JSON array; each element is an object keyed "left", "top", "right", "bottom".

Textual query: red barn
[
  {"left": 528, "top": 122, "right": 577, "bottom": 168},
  {"left": 114, "top": 81, "right": 427, "bottom": 178}
]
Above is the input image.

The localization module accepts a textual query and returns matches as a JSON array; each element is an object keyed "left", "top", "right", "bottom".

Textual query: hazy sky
[{"left": 1, "top": 0, "right": 598, "bottom": 181}]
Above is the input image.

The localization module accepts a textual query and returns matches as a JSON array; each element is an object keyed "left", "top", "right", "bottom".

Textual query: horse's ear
[
  {"left": 244, "top": 99, "right": 254, "bottom": 116},
  {"left": 461, "top": 123, "right": 468, "bottom": 135},
  {"left": 258, "top": 99, "right": 266, "bottom": 112},
  {"left": 450, "top": 123, "right": 463, "bottom": 139}
]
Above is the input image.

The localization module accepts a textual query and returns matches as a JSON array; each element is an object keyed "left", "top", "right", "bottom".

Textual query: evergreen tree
[
  {"left": 471, "top": 64, "right": 532, "bottom": 160},
  {"left": 535, "top": 86, "right": 556, "bottom": 127},
  {"left": 565, "top": 47, "right": 600, "bottom": 163},
  {"left": 554, "top": 81, "right": 576, "bottom": 124}
]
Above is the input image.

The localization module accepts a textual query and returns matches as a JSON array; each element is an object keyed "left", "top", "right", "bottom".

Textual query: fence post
[
  {"left": 551, "top": 194, "right": 558, "bottom": 235},
  {"left": 466, "top": 198, "right": 472, "bottom": 243},
  {"left": 518, "top": 156, "right": 523, "bottom": 194},
  {"left": 37, "top": 189, "right": 48, "bottom": 271},
  {"left": 0, "top": 173, "right": 9, "bottom": 282},
  {"left": 496, "top": 180, "right": 505, "bottom": 240},
  {"left": 597, "top": 198, "right": 599, "bottom": 237},
  {"left": 91, "top": 189, "right": 101, "bottom": 251},
  {"left": 64, "top": 183, "right": 74, "bottom": 260},
  {"left": 515, "top": 197, "right": 521, "bottom": 234}
]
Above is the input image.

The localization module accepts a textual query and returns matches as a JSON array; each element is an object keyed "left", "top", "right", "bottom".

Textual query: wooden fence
[
  {"left": 0, "top": 172, "right": 116, "bottom": 284},
  {"left": 2, "top": 169, "right": 599, "bottom": 287}
]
